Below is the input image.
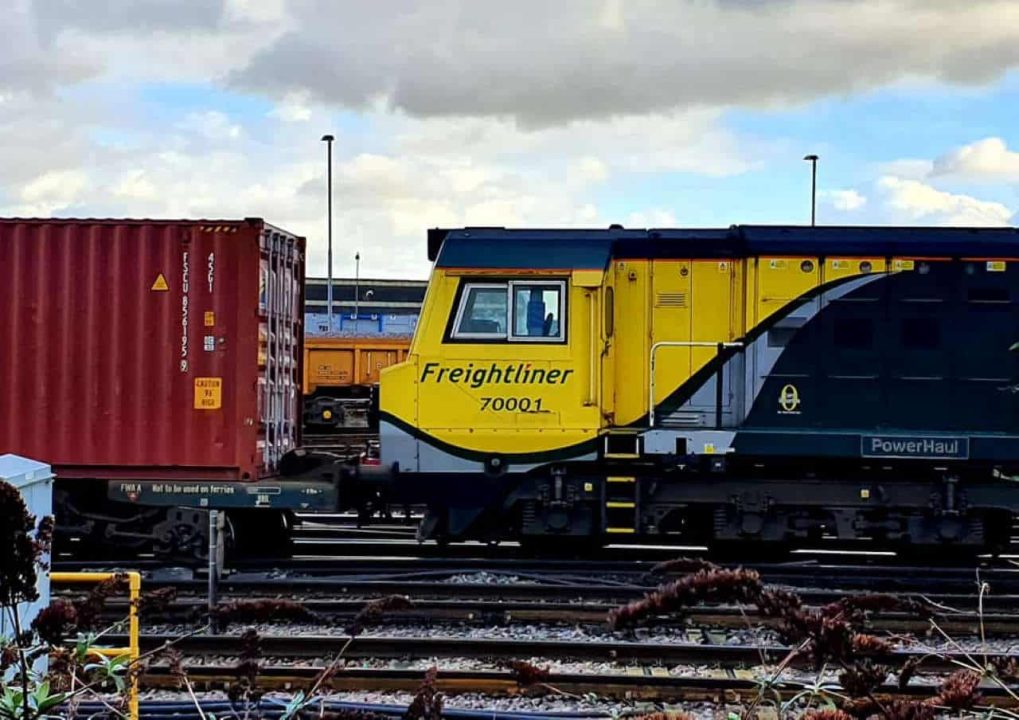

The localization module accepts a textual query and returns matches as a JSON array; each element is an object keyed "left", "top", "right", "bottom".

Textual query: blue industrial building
[{"left": 304, "top": 277, "right": 426, "bottom": 337}]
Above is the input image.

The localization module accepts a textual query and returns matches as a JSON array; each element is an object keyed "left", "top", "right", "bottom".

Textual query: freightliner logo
[{"left": 420, "top": 362, "right": 574, "bottom": 389}]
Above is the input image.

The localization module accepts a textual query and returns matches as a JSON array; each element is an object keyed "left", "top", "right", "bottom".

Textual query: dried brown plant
[
  {"left": 931, "top": 669, "right": 981, "bottom": 709},
  {"left": 504, "top": 659, "right": 551, "bottom": 687},
  {"left": 211, "top": 597, "right": 317, "bottom": 629},
  {"left": 648, "top": 556, "right": 721, "bottom": 576},
  {"left": 31, "top": 597, "right": 79, "bottom": 645},
  {"left": 346, "top": 594, "right": 414, "bottom": 637},
  {"left": 404, "top": 666, "right": 443, "bottom": 720},
  {"left": 801, "top": 710, "right": 854, "bottom": 720}
]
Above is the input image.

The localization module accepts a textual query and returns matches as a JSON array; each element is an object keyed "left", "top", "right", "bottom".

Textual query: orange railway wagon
[{"left": 303, "top": 337, "right": 410, "bottom": 430}]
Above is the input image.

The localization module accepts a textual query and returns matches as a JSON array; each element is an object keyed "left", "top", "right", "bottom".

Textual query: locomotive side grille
[
  {"left": 655, "top": 292, "right": 688, "bottom": 308},
  {"left": 659, "top": 412, "right": 705, "bottom": 427}
]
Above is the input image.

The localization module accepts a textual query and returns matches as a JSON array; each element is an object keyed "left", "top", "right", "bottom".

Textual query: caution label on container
[
  {"left": 151, "top": 273, "right": 169, "bottom": 291},
  {"left": 194, "top": 377, "right": 222, "bottom": 410}
]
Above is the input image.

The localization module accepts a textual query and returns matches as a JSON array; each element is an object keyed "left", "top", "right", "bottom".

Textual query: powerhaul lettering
[
  {"left": 861, "top": 435, "right": 969, "bottom": 460},
  {"left": 420, "top": 362, "right": 574, "bottom": 389}
]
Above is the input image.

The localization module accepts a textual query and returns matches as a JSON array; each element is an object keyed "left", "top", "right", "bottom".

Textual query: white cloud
[
  {"left": 625, "top": 209, "right": 679, "bottom": 228},
  {"left": 270, "top": 91, "right": 313, "bottom": 122},
  {"left": 878, "top": 176, "right": 1013, "bottom": 226},
  {"left": 231, "top": 0, "right": 1019, "bottom": 125},
  {"left": 389, "top": 110, "right": 755, "bottom": 178},
  {"left": 932, "top": 137, "right": 1019, "bottom": 181},
  {"left": 822, "top": 189, "right": 867, "bottom": 212},
  {"left": 112, "top": 169, "right": 159, "bottom": 201},
  {"left": 225, "top": 0, "right": 289, "bottom": 25},
  {"left": 179, "top": 111, "right": 242, "bottom": 140},
  {"left": 4, "top": 169, "right": 88, "bottom": 216},
  {"left": 878, "top": 158, "right": 935, "bottom": 181},
  {"left": 566, "top": 157, "right": 609, "bottom": 187},
  {"left": 4, "top": 0, "right": 1016, "bottom": 280}
]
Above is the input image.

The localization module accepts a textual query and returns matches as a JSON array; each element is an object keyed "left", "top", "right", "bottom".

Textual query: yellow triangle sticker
[{"left": 151, "top": 273, "right": 169, "bottom": 292}]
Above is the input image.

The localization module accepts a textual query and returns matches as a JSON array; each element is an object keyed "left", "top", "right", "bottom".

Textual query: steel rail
[
  {"left": 89, "top": 596, "right": 1019, "bottom": 635},
  {"left": 141, "top": 665, "right": 1019, "bottom": 706},
  {"left": 115, "top": 633, "right": 1013, "bottom": 675}
]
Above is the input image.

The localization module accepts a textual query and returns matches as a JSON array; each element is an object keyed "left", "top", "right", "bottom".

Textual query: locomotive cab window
[
  {"left": 453, "top": 283, "right": 509, "bottom": 338},
  {"left": 510, "top": 281, "right": 564, "bottom": 342},
  {"left": 451, "top": 280, "right": 566, "bottom": 343}
]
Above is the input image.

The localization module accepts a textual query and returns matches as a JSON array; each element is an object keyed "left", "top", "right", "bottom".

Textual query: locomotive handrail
[{"left": 649, "top": 341, "right": 744, "bottom": 428}]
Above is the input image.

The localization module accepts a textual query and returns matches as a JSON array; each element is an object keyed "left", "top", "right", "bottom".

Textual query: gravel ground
[
  {"left": 122, "top": 687, "right": 747, "bottom": 718},
  {"left": 442, "top": 571, "right": 527, "bottom": 585},
  {"left": 146, "top": 648, "right": 952, "bottom": 691},
  {"left": 142, "top": 616, "right": 1019, "bottom": 656},
  {"left": 144, "top": 619, "right": 782, "bottom": 646}
]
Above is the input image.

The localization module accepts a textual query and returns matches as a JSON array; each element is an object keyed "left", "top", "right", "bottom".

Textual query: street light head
[
  {"left": 355, "top": 252, "right": 360, "bottom": 261},
  {"left": 803, "top": 154, "right": 819, "bottom": 161},
  {"left": 321, "top": 134, "right": 335, "bottom": 142}
]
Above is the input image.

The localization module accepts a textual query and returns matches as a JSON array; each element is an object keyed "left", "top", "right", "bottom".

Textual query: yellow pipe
[
  {"left": 51, "top": 572, "right": 124, "bottom": 582},
  {"left": 52, "top": 571, "right": 141, "bottom": 720}
]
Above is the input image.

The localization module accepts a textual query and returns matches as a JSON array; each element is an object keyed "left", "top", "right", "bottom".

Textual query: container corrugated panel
[
  {"left": 303, "top": 337, "right": 410, "bottom": 393},
  {"left": 0, "top": 454, "right": 53, "bottom": 673},
  {"left": 0, "top": 219, "right": 305, "bottom": 482}
]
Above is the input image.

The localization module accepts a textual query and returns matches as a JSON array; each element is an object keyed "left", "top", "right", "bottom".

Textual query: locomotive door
[
  {"left": 610, "top": 260, "right": 652, "bottom": 426},
  {"left": 648, "top": 259, "right": 742, "bottom": 427},
  {"left": 684, "top": 260, "right": 742, "bottom": 425},
  {"left": 649, "top": 260, "right": 693, "bottom": 425}
]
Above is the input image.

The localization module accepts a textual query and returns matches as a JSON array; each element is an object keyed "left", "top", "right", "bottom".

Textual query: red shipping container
[{"left": 0, "top": 218, "right": 305, "bottom": 483}]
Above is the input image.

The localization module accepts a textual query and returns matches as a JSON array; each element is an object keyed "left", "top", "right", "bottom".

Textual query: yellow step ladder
[{"left": 604, "top": 476, "right": 638, "bottom": 535}]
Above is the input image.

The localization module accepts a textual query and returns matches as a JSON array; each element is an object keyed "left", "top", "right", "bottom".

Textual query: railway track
[
  {"left": 54, "top": 553, "right": 1019, "bottom": 596},
  {"left": 93, "top": 595, "right": 1019, "bottom": 634},
  {"left": 138, "top": 665, "right": 1019, "bottom": 707},
  {"left": 57, "top": 559, "right": 1019, "bottom": 713},
  {"left": 119, "top": 632, "right": 1017, "bottom": 674}
]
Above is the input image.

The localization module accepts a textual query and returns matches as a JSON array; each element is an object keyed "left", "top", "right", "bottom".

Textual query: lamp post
[
  {"left": 354, "top": 252, "right": 361, "bottom": 332},
  {"left": 803, "top": 154, "right": 818, "bottom": 227},
  {"left": 321, "top": 134, "right": 335, "bottom": 331}
]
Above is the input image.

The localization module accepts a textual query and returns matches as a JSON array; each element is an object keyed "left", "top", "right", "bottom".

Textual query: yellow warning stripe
[
  {"left": 607, "top": 476, "right": 636, "bottom": 483},
  {"left": 606, "top": 501, "right": 635, "bottom": 508},
  {"left": 606, "top": 527, "right": 636, "bottom": 534}
]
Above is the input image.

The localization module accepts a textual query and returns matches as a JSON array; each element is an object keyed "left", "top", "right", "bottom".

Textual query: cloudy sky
[{"left": 2, "top": 0, "right": 1019, "bottom": 278}]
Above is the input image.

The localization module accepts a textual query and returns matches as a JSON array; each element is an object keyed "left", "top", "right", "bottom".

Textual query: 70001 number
[{"left": 480, "top": 396, "right": 546, "bottom": 412}]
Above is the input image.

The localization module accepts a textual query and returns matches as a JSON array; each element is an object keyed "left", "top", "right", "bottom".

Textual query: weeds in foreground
[
  {"left": 1, "top": 478, "right": 441, "bottom": 720},
  {"left": 0, "top": 480, "right": 173, "bottom": 720},
  {"left": 612, "top": 557, "right": 1017, "bottom": 719}
]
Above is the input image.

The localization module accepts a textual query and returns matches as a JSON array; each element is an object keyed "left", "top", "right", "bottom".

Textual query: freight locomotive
[{"left": 357, "top": 225, "right": 1019, "bottom": 554}]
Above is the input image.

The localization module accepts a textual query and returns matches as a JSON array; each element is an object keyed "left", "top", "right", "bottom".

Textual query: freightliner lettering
[{"left": 420, "top": 362, "right": 574, "bottom": 389}]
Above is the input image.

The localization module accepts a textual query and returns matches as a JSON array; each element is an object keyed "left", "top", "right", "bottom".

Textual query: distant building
[{"left": 304, "top": 277, "right": 427, "bottom": 337}]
